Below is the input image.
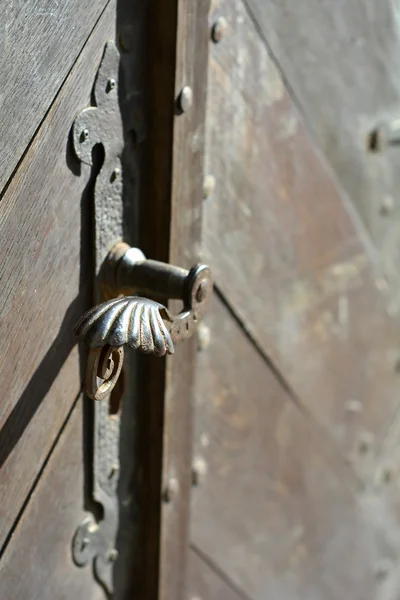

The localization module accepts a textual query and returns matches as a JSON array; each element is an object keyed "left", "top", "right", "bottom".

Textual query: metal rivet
[
  {"left": 80, "top": 537, "right": 90, "bottom": 552},
  {"left": 163, "top": 477, "right": 179, "bottom": 503},
  {"left": 192, "top": 457, "right": 208, "bottom": 487},
  {"left": 111, "top": 167, "right": 121, "bottom": 181},
  {"left": 368, "top": 119, "right": 400, "bottom": 152},
  {"left": 197, "top": 324, "right": 210, "bottom": 352},
  {"left": 108, "top": 464, "right": 119, "bottom": 480},
  {"left": 211, "top": 17, "right": 228, "bottom": 43},
  {"left": 80, "top": 128, "right": 89, "bottom": 142},
  {"left": 107, "top": 549, "right": 119, "bottom": 563},
  {"left": 107, "top": 78, "right": 116, "bottom": 92},
  {"left": 203, "top": 174, "right": 216, "bottom": 199},
  {"left": 177, "top": 86, "right": 193, "bottom": 113}
]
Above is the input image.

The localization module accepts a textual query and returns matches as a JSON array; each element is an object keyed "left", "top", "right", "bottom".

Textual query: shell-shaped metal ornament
[{"left": 74, "top": 296, "right": 175, "bottom": 357}]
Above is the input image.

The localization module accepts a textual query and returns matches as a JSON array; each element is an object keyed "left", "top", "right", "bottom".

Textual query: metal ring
[{"left": 85, "top": 345, "right": 124, "bottom": 401}]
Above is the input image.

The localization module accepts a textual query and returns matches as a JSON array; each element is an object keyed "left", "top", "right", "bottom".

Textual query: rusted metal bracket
[
  {"left": 70, "top": 40, "right": 213, "bottom": 597},
  {"left": 70, "top": 40, "right": 123, "bottom": 596}
]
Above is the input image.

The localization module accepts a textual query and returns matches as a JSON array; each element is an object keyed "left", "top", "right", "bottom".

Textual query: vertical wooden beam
[
  {"left": 137, "top": 0, "right": 210, "bottom": 598},
  {"left": 161, "top": 2, "right": 211, "bottom": 596}
]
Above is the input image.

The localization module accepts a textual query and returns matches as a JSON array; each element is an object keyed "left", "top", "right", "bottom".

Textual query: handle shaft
[{"left": 117, "top": 256, "right": 188, "bottom": 300}]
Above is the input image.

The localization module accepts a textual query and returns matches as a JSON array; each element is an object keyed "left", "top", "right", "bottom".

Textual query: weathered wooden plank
[
  {"left": 190, "top": 296, "right": 398, "bottom": 599},
  {"left": 188, "top": 549, "right": 243, "bottom": 600},
  {"left": 202, "top": 0, "right": 400, "bottom": 472},
  {"left": 133, "top": 1, "right": 210, "bottom": 599},
  {"left": 0, "top": 0, "right": 116, "bottom": 550},
  {"left": 160, "top": 1, "right": 210, "bottom": 598},
  {"left": 0, "top": 0, "right": 111, "bottom": 196},
  {"left": 241, "top": 0, "right": 400, "bottom": 308},
  {"left": 0, "top": 403, "right": 105, "bottom": 600}
]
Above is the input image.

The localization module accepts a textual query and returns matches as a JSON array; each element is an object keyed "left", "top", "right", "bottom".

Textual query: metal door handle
[{"left": 75, "top": 242, "right": 213, "bottom": 400}]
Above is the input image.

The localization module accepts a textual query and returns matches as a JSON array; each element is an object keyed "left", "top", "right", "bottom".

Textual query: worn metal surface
[
  {"left": 71, "top": 34, "right": 213, "bottom": 591},
  {"left": 75, "top": 241, "right": 213, "bottom": 399},
  {"left": 71, "top": 40, "right": 123, "bottom": 596},
  {"left": 76, "top": 296, "right": 175, "bottom": 354}
]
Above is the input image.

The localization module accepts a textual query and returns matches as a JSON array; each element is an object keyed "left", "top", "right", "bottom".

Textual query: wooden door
[
  {"left": 0, "top": 1, "right": 149, "bottom": 598},
  {"left": 172, "top": 1, "right": 400, "bottom": 600},
  {"left": 1, "top": 2, "right": 400, "bottom": 600}
]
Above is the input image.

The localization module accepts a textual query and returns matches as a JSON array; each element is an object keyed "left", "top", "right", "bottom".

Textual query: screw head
[
  {"left": 163, "top": 477, "right": 179, "bottom": 503},
  {"left": 111, "top": 167, "right": 121, "bottom": 181},
  {"left": 108, "top": 464, "right": 120, "bottom": 481},
  {"left": 80, "top": 128, "right": 89, "bottom": 142},
  {"left": 177, "top": 86, "right": 193, "bottom": 113},
  {"left": 211, "top": 16, "right": 228, "bottom": 43},
  {"left": 80, "top": 537, "right": 90, "bottom": 552},
  {"left": 107, "top": 548, "right": 119, "bottom": 563},
  {"left": 107, "top": 78, "right": 116, "bottom": 92}
]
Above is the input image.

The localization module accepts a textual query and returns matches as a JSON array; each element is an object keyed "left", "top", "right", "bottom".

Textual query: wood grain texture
[
  {"left": 134, "top": 1, "right": 210, "bottom": 598},
  {"left": 160, "top": 0, "right": 210, "bottom": 598},
  {"left": 0, "top": 403, "right": 106, "bottom": 600},
  {"left": 190, "top": 296, "right": 399, "bottom": 600},
  {"left": 0, "top": 0, "right": 116, "bottom": 551},
  {"left": 131, "top": 1, "right": 179, "bottom": 596},
  {"left": 0, "top": 0, "right": 110, "bottom": 195},
  {"left": 202, "top": 0, "right": 400, "bottom": 474},
  {"left": 188, "top": 549, "right": 243, "bottom": 600},
  {"left": 242, "top": 0, "right": 400, "bottom": 312}
]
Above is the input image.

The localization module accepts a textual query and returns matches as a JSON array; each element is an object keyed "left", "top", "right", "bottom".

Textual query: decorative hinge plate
[{"left": 71, "top": 40, "right": 124, "bottom": 596}]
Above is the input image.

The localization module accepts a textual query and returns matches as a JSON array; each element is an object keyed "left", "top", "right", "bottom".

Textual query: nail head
[
  {"left": 163, "top": 477, "right": 179, "bottom": 503},
  {"left": 107, "top": 78, "right": 116, "bottom": 92},
  {"left": 178, "top": 86, "right": 193, "bottom": 113},
  {"left": 192, "top": 457, "right": 208, "bottom": 487},
  {"left": 211, "top": 16, "right": 228, "bottom": 43},
  {"left": 203, "top": 174, "right": 216, "bottom": 199},
  {"left": 107, "top": 549, "right": 119, "bottom": 562}
]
